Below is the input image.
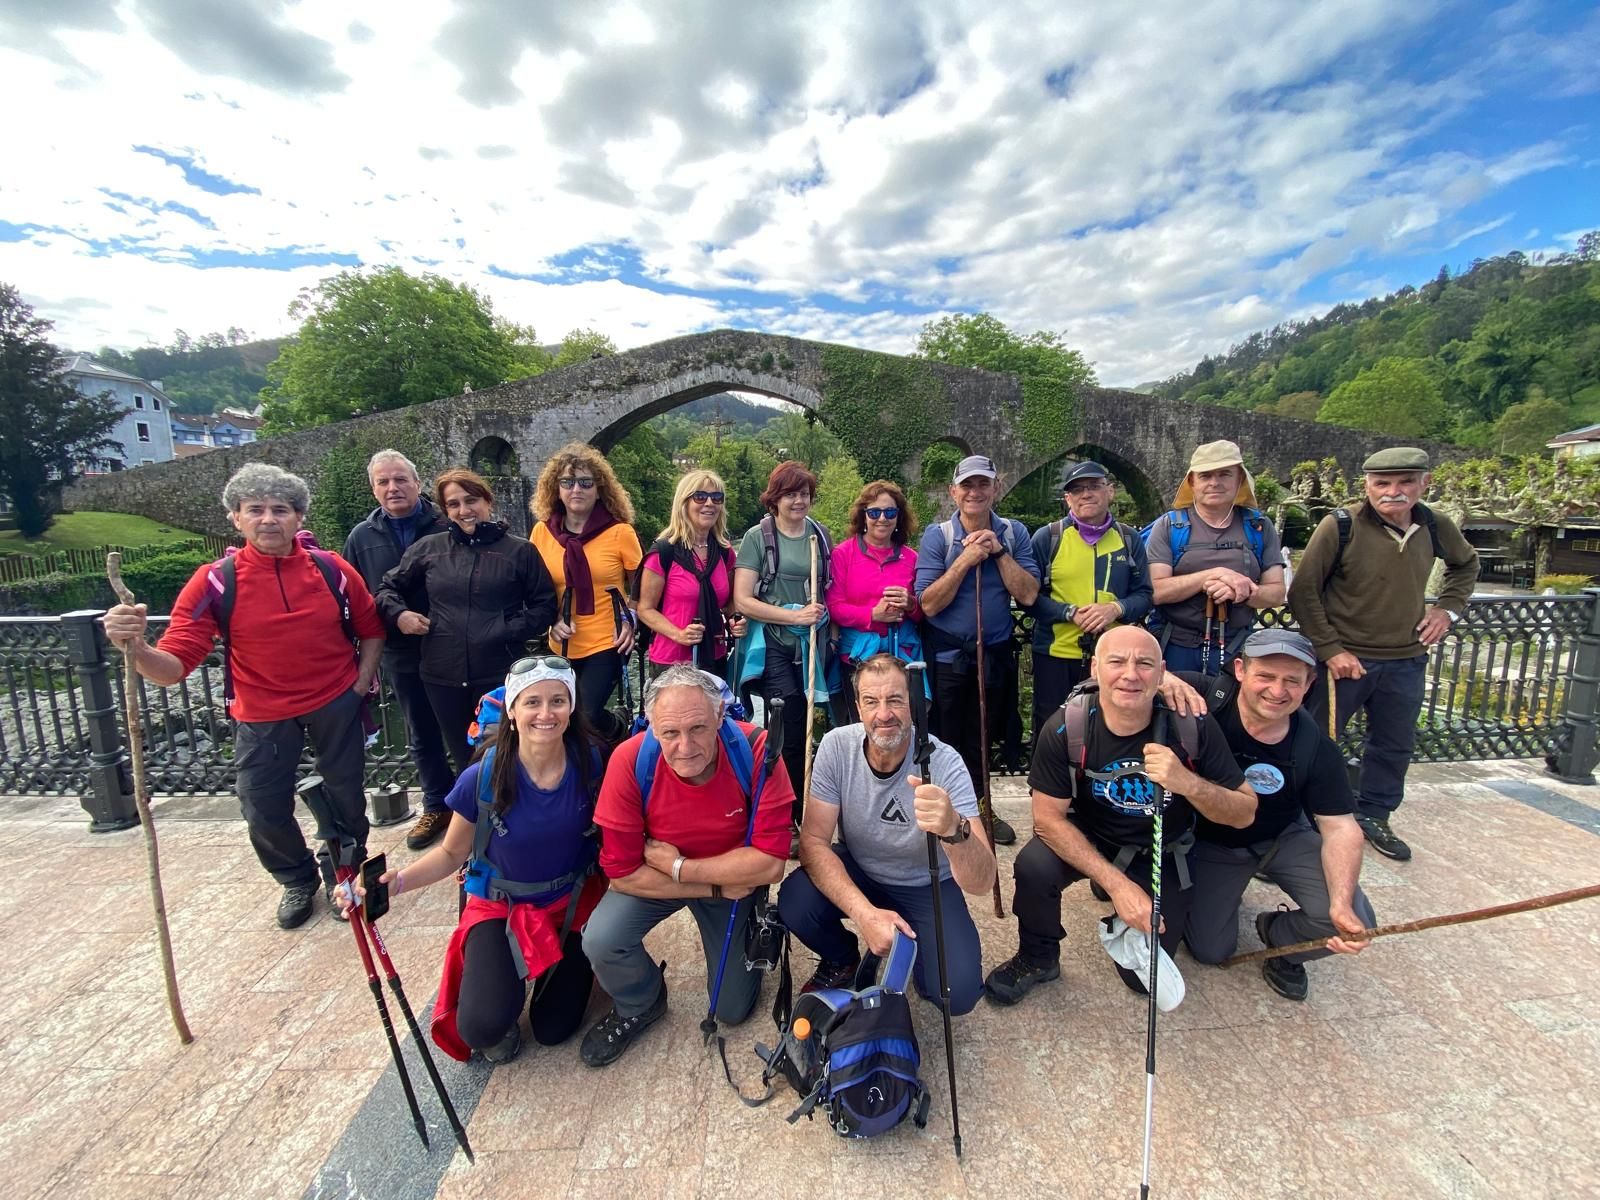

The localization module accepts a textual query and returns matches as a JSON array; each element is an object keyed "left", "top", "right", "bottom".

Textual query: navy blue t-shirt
[{"left": 446, "top": 750, "right": 593, "bottom": 900}]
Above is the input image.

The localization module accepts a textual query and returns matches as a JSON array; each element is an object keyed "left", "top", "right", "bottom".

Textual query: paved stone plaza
[{"left": 1, "top": 760, "right": 1597, "bottom": 1199}]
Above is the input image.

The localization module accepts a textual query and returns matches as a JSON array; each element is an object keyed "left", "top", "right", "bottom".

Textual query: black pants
[
  {"left": 389, "top": 668, "right": 456, "bottom": 812},
  {"left": 234, "top": 688, "right": 369, "bottom": 887},
  {"left": 425, "top": 676, "right": 505, "bottom": 776},
  {"left": 455, "top": 923, "right": 594, "bottom": 1050},
  {"left": 1012, "top": 833, "right": 1192, "bottom": 982},
  {"left": 928, "top": 642, "right": 1016, "bottom": 801},
  {"left": 757, "top": 652, "right": 809, "bottom": 823},
  {"left": 1031, "top": 652, "right": 1090, "bottom": 740},
  {"left": 570, "top": 649, "right": 624, "bottom": 742}
]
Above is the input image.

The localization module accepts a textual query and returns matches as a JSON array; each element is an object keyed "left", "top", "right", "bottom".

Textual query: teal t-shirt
[{"left": 737, "top": 523, "right": 820, "bottom": 651}]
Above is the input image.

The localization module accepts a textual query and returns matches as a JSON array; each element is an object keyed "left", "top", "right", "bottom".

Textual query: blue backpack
[
  {"left": 635, "top": 717, "right": 764, "bottom": 824},
  {"left": 1141, "top": 507, "right": 1267, "bottom": 569}
]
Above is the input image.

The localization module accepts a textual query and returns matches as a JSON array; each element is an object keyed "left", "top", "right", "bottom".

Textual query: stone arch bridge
[{"left": 67, "top": 329, "right": 1432, "bottom": 536}]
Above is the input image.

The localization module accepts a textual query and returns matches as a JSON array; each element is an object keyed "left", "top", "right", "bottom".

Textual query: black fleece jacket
[{"left": 343, "top": 498, "right": 450, "bottom": 672}]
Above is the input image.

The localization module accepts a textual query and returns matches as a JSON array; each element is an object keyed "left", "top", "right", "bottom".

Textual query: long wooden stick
[
  {"left": 800, "top": 536, "right": 820, "bottom": 803},
  {"left": 107, "top": 553, "right": 194, "bottom": 1044},
  {"left": 973, "top": 567, "right": 1004, "bottom": 918},
  {"left": 1222, "top": 882, "right": 1600, "bottom": 966}
]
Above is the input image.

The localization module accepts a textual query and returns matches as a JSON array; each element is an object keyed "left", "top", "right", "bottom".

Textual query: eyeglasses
[
  {"left": 558, "top": 477, "right": 596, "bottom": 490},
  {"left": 1065, "top": 481, "right": 1109, "bottom": 495},
  {"left": 864, "top": 506, "right": 899, "bottom": 520},
  {"left": 509, "top": 655, "right": 573, "bottom": 674},
  {"left": 689, "top": 491, "right": 725, "bottom": 505}
]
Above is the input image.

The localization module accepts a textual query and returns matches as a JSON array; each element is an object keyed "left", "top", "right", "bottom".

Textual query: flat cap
[{"left": 1361, "top": 446, "right": 1430, "bottom": 472}]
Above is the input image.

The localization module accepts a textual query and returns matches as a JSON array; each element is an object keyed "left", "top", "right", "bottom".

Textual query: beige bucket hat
[{"left": 1173, "top": 440, "right": 1258, "bottom": 509}]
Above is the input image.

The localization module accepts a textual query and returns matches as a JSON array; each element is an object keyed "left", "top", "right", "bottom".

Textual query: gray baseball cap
[
  {"left": 1240, "top": 627, "right": 1318, "bottom": 668},
  {"left": 952, "top": 454, "right": 998, "bottom": 484}
]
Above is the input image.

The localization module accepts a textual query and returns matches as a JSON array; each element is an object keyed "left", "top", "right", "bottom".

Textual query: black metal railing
[{"left": 4, "top": 593, "right": 1598, "bottom": 824}]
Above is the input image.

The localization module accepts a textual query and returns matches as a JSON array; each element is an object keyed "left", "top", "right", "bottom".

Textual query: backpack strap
[
  {"left": 191, "top": 554, "right": 239, "bottom": 709},
  {"left": 637, "top": 719, "right": 762, "bottom": 832},
  {"left": 1324, "top": 508, "right": 1355, "bottom": 585},
  {"left": 1037, "top": 519, "right": 1066, "bottom": 596},
  {"left": 1241, "top": 509, "right": 1268, "bottom": 569},
  {"left": 1286, "top": 708, "right": 1321, "bottom": 799},
  {"left": 1141, "top": 509, "right": 1191, "bottom": 566}
]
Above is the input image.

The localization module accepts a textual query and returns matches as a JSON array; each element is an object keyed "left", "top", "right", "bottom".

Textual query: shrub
[{"left": 1535, "top": 574, "right": 1594, "bottom": 595}]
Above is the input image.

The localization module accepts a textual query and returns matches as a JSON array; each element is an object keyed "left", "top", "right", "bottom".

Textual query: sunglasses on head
[
  {"left": 509, "top": 655, "right": 573, "bottom": 675},
  {"left": 558, "top": 477, "right": 596, "bottom": 490},
  {"left": 690, "top": 491, "right": 725, "bottom": 504},
  {"left": 865, "top": 506, "right": 899, "bottom": 520}
]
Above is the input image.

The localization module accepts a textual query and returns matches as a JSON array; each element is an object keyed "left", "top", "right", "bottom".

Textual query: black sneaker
[
  {"left": 1355, "top": 814, "right": 1412, "bottom": 861},
  {"left": 801, "top": 955, "right": 861, "bottom": 995},
  {"left": 1255, "top": 910, "right": 1308, "bottom": 1001},
  {"left": 983, "top": 953, "right": 1060, "bottom": 1006},
  {"left": 482, "top": 1024, "right": 522, "bottom": 1064},
  {"left": 991, "top": 816, "right": 1017, "bottom": 846},
  {"left": 276, "top": 881, "right": 317, "bottom": 930},
  {"left": 581, "top": 969, "right": 669, "bottom": 1068}
]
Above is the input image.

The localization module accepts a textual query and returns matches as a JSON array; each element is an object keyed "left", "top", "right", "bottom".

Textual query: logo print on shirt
[
  {"left": 724, "top": 807, "right": 744, "bottom": 819},
  {"left": 1244, "top": 763, "right": 1285, "bottom": 795},
  {"left": 879, "top": 797, "right": 909, "bottom": 825},
  {"left": 1091, "top": 759, "right": 1157, "bottom": 813}
]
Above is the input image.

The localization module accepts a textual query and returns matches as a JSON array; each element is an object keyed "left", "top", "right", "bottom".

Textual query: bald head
[
  {"left": 1091, "top": 625, "right": 1163, "bottom": 725},
  {"left": 1094, "top": 625, "right": 1161, "bottom": 665}
]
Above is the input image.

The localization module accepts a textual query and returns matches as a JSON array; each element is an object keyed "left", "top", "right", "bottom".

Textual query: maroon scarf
[{"left": 546, "top": 504, "right": 619, "bottom": 616}]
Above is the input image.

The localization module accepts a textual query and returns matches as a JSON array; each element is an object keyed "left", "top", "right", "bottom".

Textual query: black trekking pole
[
  {"left": 364, "top": 918, "right": 475, "bottom": 1162},
  {"left": 559, "top": 587, "right": 575, "bottom": 657},
  {"left": 1139, "top": 710, "right": 1170, "bottom": 1200},
  {"left": 295, "top": 778, "right": 430, "bottom": 1152},
  {"left": 702, "top": 697, "right": 785, "bottom": 1045},
  {"left": 908, "top": 662, "right": 962, "bottom": 1160}
]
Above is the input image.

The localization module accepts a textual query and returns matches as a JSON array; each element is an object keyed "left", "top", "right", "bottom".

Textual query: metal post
[
  {"left": 60, "top": 609, "right": 139, "bottom": 831},
  {"left": 1546, "top": 587, "right": 1600, "bottom": 785}
]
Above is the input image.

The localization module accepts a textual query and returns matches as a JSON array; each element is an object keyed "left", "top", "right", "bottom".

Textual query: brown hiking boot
[{"left": 406, "top": 808, "right": 451, "bottom": 851}]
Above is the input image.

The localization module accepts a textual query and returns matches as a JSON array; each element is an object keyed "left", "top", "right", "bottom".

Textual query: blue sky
[{"left": 0, "top": 0, "right": 1594, "bottom": 385}]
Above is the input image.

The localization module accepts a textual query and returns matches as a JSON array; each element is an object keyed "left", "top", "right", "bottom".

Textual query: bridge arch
[{"left": 587, "top": 373, "right": 825, "bottom": 454}]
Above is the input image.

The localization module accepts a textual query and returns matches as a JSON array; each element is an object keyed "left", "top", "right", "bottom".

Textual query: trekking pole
[
  {"left": 1140, "top": 708, "right": 1171, "bottom": 1200},
  {"left": 1215, "top": 600, "right": 1230, "bottom": 673},
  {"left": 1201, "top": 596, "right": 1215, "bottom": 675},
  {"left": 363, "top": 918, "right": 475, "bottom": 1161},
  {"left": 296, "top": 778, "right": 430, "bottom": 1152},
  {"left": 972, "top": 567, "right": 1005, "bottom": 918},
  {"left": 559, "top": 587, "right": 574, "bottom": 657},
  {"left": 1223, "top": 882, "right": 1600, "bottom": 966},
  {"left": 702, "top": 697, "right": 784, "bottom": 1045},
  {"left": 801, "top": 536, "right": 821, "bottom": 801},
  {"left": 908, "top": 662, "right": 962, "bottom": 1160},
  {"left": 105, "top": 554, "right": 194, "bottom": 1045}
]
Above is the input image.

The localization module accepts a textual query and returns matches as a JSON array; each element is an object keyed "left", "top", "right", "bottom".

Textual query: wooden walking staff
[
  {"left": 800, "top": 535, "right": 821, "bottom": 801},
  {"left": 1223, "top": 883, "right": 1600, "bottom": 967},
  {"left": 973, "top": 568, "right": 1005, "bottom": 918},
  {"left": 106, "top": 553, "right": 193, "bottom": 1045}
]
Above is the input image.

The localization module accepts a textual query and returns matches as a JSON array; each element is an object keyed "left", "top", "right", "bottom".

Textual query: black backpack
[
  {"left": 1193, "top": 671, "right": 1323, "bottom": 797},
  {"left": 1324, "top": 503, "right": 1443, "bottom": 584}
]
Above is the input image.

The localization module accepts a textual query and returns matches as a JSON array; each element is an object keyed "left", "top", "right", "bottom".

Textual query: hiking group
[{"left": 101, "top": 433, "right": 1479, "bottom": 1132}]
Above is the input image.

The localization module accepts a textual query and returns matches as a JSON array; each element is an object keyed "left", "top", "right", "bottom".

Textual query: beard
[{"left": 867, "top": 724, "right": 909, "bottom": 752}]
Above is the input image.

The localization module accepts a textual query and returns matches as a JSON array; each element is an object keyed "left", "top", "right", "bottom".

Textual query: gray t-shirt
[
  {"left": 1144, "top": 508, "right": 1282, "bottom": 648},
  {"left": 808, "top": 724, "right": 980, "bottom": 887}
]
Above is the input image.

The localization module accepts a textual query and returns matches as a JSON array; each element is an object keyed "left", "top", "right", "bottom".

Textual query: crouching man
[
  {"left": 778, "top": 654, "right": 994, "bottom": 1012},
  {"left": 581, "top": 665, "right": 791, "bottom": 1067}
]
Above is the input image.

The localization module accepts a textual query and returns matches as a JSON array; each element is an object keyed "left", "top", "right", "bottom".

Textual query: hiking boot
[
  {"left": 406, "top": 808, "right": 451, "bottom": 851},
  {"left": 482, "top": 1024, "right": 522, "bottom": 1064},
  {"left": 1255, "top": 910, "right": 1309, "bottom": 1000},
  {"left": 991, "top": 816, "right": 1017, "bottom": 846},
  {"left": 983, "top": 953, "right": 1060, "bottom": 1006},
  {"left": 1355, "top": 814, "right": 1412, "bottom": 861},
  {"left": 276, "top": 881, "right": 317, "bottom": 930},
  {"left": 581, "top": 971, "right": 669, "bottom": 1068},
  {"left": 801, "top": 954, "right": 861, "bottom": 995}
]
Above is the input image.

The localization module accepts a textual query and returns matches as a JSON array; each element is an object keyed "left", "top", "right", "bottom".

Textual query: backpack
[
  {"left": 1141, "top": 507, "right": 1267, "bottom": 570},
  {"left": 752, "top": 933, "right": 930, "bottom": 1138},
  {"left": 190, "top": 546, "right": 356, "bottom": 712},
  {"left": 1037, "top": 516, "right": 1143, "bottom": 597},
  {"left": 1324, "top": 503, "right": 1444, "bottom": 585},
  {"left": 938, "top": 514, "right": 1025, "bottom": 573},
  {"left": 757, "top": 514, "right": 832, "bottom": 602},
  {"left": 636, "top": 717, "right": 764, "bottom": 823},
  {"left": 1194, "top": 672, "right": 1322, "bottom": 799},
  {"left": 1055, "top": 681, "right": 1200, "bottom": 771}
]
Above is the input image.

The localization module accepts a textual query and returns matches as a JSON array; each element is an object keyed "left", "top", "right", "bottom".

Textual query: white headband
[{"left": 504, "top": 660, "right": 577, "bottom": 711}]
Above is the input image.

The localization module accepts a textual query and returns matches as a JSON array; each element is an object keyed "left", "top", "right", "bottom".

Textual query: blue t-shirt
[
  {"left": 445, "top": 751, "right": 593, "bottom": 900},
  {"left": 914, "top": 514, "right": 1040, "bottom": 660}
]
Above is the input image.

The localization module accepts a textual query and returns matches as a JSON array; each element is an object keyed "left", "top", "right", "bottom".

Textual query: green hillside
[{"left": 1155, "top": 235, "right": 1600, "bottom": 452}]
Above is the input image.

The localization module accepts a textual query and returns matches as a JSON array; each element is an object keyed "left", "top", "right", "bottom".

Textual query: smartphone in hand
[{"left": 361, "top": 853, "right": 390, "bottom": 922}]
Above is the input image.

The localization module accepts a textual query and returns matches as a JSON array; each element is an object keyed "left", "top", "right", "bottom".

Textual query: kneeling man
[
  {"left": 779, "top": 654, "right": 994, "bottom": 1013},
  {"left": 1183, "top": 629, "right": 1375, "bottom": 1000},
  {"left": 986, "top": 626, "right": 1255, "bottom": 1005}
]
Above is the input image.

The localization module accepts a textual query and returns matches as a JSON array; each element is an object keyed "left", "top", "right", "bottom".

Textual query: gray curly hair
[
  {"left": 221, "top": 463, "right": 312, "bottom": 514},
  {"left": 643, "top": 663, "right": 726, "bottom": 720}
]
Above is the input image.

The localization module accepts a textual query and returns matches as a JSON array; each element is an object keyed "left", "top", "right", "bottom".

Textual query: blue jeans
[
  {"left": 777, "top": 845, "right": 984, "bottom": 1015},
  {"left": 1332, "top": 655, "right": 1426, "bottom": 818}
]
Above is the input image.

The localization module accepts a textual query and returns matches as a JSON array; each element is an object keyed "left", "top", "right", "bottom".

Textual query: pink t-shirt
[{"left": 642, "top": 546, "right": 734, "bottom": 665}]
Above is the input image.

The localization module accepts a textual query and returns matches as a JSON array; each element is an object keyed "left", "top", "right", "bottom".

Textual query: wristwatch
[{"left": 939, "top": 816, "right": 972, "bottom": 845}]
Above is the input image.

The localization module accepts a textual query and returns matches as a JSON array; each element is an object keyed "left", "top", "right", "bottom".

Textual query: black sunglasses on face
[
  {"left": 509, "top": 655, "right": 572, "bottom": 674},
  {"left": 689, "top": 491, "right": 725, "bottom": 504},
  {"left": 558, "top": 477, "right": 596, "bottom": 490},
  {"left": 865, "top": 506, "right": 899, "bottom": 520}
]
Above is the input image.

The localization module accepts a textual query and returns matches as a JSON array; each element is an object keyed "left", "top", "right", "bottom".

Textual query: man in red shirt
[
  {"left": 580, "top": 664, "right": 790, "bottom": 1067},
  {"left": 103, "top": 464, "right": 385, "bottom": 930}
]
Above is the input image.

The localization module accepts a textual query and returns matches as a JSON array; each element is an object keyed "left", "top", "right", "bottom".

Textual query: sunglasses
[
  {"left": 509, "top": 655, "right": 573, "bottom": 674},
  {"left": 558, "top": 477, "right": 596, "bottom": 490},
  {"left": 689, "top": 491, "right": 726, "bottom": 505},
  {"left": 864, "top": 506, "right": 899, "bottom": 520}
]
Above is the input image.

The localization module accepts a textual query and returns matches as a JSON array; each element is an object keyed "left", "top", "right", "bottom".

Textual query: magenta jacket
[{"left": 825, "top": 536, "right": 921, "bottom": 634}]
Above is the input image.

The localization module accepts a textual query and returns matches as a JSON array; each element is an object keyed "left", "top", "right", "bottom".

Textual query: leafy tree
[
  {"left": 607, "top": 425, "right": 677, "bottom": 541},
  {"left": 0, "top": 284, "right": 124, "bottom": 537},
  {"left": 260, "top": 267, "right": 514, "bottom": 431},
  {"left": 812, "top": 456, "right": 866, "bottom": 537},
  {"left": 1431, "top": 454, "right": 1600, "bottom": 578},
  {"left": 551, "top": 328, "right": 617, "bottom": 369},
  {"left": 762, "top": 408, "right": 843, "bottom": 472},
  {"left": 1265, "top": 390, "right": 1323, "bottom": 421},
  {"left": 1318, "top": 357, "right": 1446, "bottom": 437},
  {"left": 499, "top": 319, "right": 553, "bottom": 379},
  {"left": 915, "top": 312, "right": 1096, "bottom": 390},
  {"left": 1493, "top": 395, "right": 1572, "bottom": 455},
  {"left": 684, "top": 434, "right": 778, "bottom": 536}
]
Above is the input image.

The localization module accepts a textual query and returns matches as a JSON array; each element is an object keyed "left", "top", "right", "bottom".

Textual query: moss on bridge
[{"left": 818, "top": 345, "right": 952, "bottom": 482}]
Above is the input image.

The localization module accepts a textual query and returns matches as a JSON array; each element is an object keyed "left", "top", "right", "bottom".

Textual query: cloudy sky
[{"left": 1, "top": 0, "right": 1595, "bottom": 386}]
